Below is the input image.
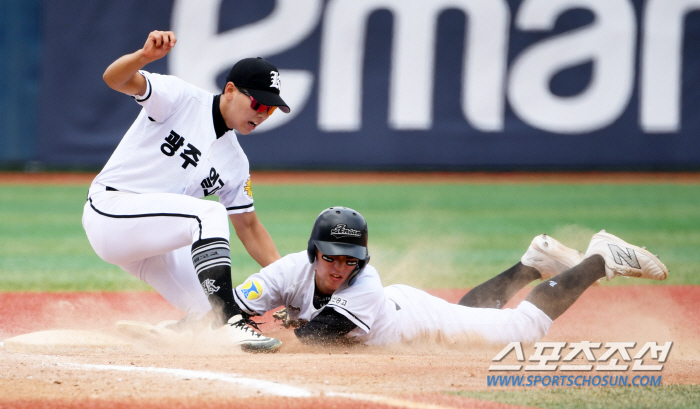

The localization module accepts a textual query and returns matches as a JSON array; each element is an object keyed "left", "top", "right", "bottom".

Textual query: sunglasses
[{"left": 240, "top": 89, "right": 277, "bottom": 115}]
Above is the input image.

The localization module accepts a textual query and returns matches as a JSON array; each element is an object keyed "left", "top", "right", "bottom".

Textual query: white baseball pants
[
  {"left": 82, "top": 190, "right": 230, "bottom": 318},
  {"left": 385, "top": 285, "right": 553, "bottom": 346}
]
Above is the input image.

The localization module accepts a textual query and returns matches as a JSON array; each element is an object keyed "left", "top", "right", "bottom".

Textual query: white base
[{"left": 3, "top": 330, "right": 133, "bottom": 354}]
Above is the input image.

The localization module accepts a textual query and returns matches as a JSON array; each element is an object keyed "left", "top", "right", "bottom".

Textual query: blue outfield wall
[
  {"left": 25, "top": 1, "right": 700, "bottom": 169},
  {"left": 0, "top": 0, "right": 41, "bottom": 166}
]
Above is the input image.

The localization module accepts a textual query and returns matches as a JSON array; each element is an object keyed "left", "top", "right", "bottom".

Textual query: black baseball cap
[{"left": 225, "top": 57, "right": 290, "bottom": 113}]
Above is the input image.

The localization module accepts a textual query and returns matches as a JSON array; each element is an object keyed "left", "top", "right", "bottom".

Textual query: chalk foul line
[
  {"left": 57, "top": 362, "right": 312, "bottom": 398},
  {"left": 328, "top": 392, "right": 465, "bottom": 409},
  {"left": 56, "top": 362, "right": 466, "bottom": 409}
]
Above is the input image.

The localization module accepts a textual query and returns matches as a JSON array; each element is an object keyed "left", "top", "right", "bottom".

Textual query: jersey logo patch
[
  {"left": 330, "top": 224, "right": 361, "bottom": 239},
  {"left": 270, "top": 71, "right": 281, "bottom": 89},
  {"left": 244, "top": 178, "right": 253, "bottom": 199},
  {"left": 241, "top": 280, "right": 262, "bottom": 300}
]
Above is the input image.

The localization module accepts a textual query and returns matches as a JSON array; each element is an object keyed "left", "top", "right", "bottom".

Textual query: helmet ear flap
[
  {"left": 348, "top": 253, "right": 370, "bottom": 286},
  {"left": 307, "top": 240, "right": 317, "bottom": 264},
  {"left": 358, "top": 254, "right": 370, "bottom": 270}
]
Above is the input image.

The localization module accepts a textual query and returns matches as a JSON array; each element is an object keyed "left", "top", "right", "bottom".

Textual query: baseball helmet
[{"left": 307, "top": 207, "right": 370, "bottom": 285}]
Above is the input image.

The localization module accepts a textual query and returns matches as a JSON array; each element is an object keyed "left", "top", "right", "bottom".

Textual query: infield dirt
[{"left": 1, "top": 286, "right": 698, "bottom": 409}]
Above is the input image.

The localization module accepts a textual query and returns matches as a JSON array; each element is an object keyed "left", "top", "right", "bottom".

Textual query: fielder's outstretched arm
[
  {"left": 103, "top": 30, "right": 177, "bottom": 95},
  {"left": 230, "top": 211, "right": 281, "bottom": 268}
]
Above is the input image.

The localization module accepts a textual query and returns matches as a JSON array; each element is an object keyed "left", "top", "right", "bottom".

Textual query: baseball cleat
[
  {"left": 584, "top": 230, "right": 669, "bottom": 281},
  {"left": 210, "top": 315, "right": 282, "bottom": 353},
  {"left": 521, "top": 234, "right": 585, "bottom": 280}
]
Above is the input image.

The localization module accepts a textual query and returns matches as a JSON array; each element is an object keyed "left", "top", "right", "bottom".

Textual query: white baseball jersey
[
  {"left": 234, "top": 252, "right": 554, "bottom": 346},
  {"left": 234, "top": 251, "right": 399, "bottom": 345},
  {"left": 83, "top": 70, "right": 258, "bottom": 319},
  {"left": 88, "top": 70, "right": 254, "bottom": 215}
]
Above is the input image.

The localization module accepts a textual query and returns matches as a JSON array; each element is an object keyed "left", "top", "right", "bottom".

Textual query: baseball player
[
  {"left": 224, "top": 207, "right": 668, "bottom": 347},
  {"left": 82, "top": 30, "right": 289, "bottom": 352}
]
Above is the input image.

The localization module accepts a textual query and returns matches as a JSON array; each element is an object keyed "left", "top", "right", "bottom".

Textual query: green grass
[
  {"left": 1, "top": 183, "right": 699, "bottom": 291},
  {"left": 452, "top": 385, "right": 700, "bottom": 409}
]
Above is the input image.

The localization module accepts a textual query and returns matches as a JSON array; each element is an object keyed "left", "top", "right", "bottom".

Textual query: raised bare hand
[{"left": 142, "top": 30, "right": 177, "bottom": 62}]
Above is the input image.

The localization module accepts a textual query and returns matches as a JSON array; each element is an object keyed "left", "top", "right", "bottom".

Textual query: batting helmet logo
[{"left": 330, "top": 223, "right": 361, "bottom": 239}]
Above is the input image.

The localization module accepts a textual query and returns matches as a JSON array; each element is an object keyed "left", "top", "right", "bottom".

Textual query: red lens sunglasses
[{"left": 241, "top": 89, "right": 276, "bottom": 115}]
